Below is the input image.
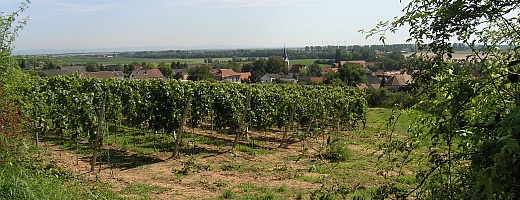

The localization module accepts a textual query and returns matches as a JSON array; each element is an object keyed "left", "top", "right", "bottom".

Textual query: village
[{"left": 33, "top": 47, "right": 415, "bottom": 93}]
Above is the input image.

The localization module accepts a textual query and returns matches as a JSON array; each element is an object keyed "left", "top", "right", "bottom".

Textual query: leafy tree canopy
[
  {"left": 338, "top": 63, "right": 367, "bottom": 86},
  {"left": 363, "top": 0, "right": 520, "bottom": 199},
  {"left": 187, "top": 65, "right": 213, "bottom": 81}
]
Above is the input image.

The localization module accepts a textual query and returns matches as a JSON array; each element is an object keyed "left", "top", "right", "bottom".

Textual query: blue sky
[{"left": 2, "top": 0, "right": 411, "bottom": 52}]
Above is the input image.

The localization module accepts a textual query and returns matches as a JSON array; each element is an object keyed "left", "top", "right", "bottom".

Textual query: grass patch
[
  {"left": 323, "top": 138, "right": 353, "bottom": 162},
  {"left": 119, "top": 183, "right": 168, "bottom": 200},
  {"left": 239, "top": 183, "right": 257, "bottom": 192},
  {"left": 298, "top": 175, "right": 322, "bottom": 184},
  {"left": 0, "top": 163, "right": 121, "bottom": 200},
  {"left": 235, "top": 145, "right": 254, "bottom": 154},
  {"left": 365, "top": 108, "right": 417, "bottom": 134},
  {"left": 219, "top": 189, "right": 235, "bottom": 199},
  {"left": 276, "top": 185, "right": 289, "bottom": 193}
]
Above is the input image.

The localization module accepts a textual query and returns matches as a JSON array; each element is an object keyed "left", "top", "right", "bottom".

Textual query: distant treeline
[
  {"left": 114, "top": 43, "right": 500, "bottom": 60},
  {"left": 117, "top": 44, "right": 418, "bottom": 60},
  {"left": 125, "top": 49, "right": 382, "bottom": 61}
]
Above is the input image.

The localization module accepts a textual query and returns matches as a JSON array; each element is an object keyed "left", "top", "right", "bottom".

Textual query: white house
[{"left": 261, "top": 74, "right": 281, "bottom": 83}]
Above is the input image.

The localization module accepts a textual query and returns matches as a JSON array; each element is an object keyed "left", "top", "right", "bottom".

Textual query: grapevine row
[{"left": 23, "top": 75, "right": 367, "bottom": 156}]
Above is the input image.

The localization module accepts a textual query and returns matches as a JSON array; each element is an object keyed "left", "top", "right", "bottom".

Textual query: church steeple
[{"left": 283, "top": 46, "right": 290, "bottom": 68}]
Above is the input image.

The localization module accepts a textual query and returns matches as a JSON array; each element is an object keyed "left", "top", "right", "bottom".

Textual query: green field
[
  {"left": 63, "top": 57, "right": 208, "bottom": 66},
  {"left": 64, "top": 57, "right": 321, "bottom": 67},
  {"left": 289, "top": 59, "right": 319, "bottom": 66}
]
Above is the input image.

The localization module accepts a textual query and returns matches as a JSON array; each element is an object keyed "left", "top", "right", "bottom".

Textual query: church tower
[{"left": 283, "top": 46, "right": 290, "bottom": 68}]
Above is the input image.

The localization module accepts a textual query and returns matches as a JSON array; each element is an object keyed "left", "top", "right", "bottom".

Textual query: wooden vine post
[
  {"left": 303, "top": 103, "right": 318, "bottom": 151},
  {"left": 280, "top": 99, "right": 298, "bottom": 148},
  {"left": 173, "top": 94, "right": 191, "bottom": 158},
  {"left": 335, "top": 99, "right": 350, "bottom": 137},
  {"left": 91, "top": 92, "right": 106, "bottom": 172},
  {"left": 233, "top": 93, "right": 251, "bottom": 148}
]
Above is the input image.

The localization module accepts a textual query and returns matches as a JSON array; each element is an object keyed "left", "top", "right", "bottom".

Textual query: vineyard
[{"left": 23, "top": 75, "right": 368, "bottom": 170}]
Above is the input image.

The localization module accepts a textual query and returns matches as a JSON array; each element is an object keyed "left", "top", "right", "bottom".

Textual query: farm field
[
  {"left": 403, "top": 52, "right": 473, "bottom": 60},
  {"left": 40, "top": 108, "right": 417, "bottom": 199},
  {"left": 64, "top": 56, "right": 320, "bottom": 67},
  {"left": 288, "top": 59, "right": 319, "bottom": 66},
  {"left": 64, "top": 57, "right": 210, "bottom": 66}
]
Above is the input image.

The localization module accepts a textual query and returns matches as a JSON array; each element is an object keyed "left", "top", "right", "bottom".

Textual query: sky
[{"left": 1, "top": 0, "right": 411, "bottom": 53}]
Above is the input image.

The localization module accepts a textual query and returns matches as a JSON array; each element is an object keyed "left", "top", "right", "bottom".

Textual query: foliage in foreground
[
  {"left": 1, "top": 1, "right": 120, "bottom": 199},
  {"left": 364, "top": 0, "right": 520, "bottom": 199},
  {"left": 1, "top": 68, "right": 121, "bottom": 200}
]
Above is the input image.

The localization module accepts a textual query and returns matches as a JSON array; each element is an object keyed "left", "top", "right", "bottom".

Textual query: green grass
[
  {"left": 219, "top": 190, "right": 235, "bottom": 199},
  {"left": 290, "top": 59, "right": 317, "bottom": 66},
  {"left": 235, "top": 145, "right": 254, "bottom": 154},
  {"left": 365, "top": 108, "right": 417, "bottom": 134},
  {"left": 0, "top": 163, "right": 121, "bottom": 200},
  {"left": 219, "top": 183, "right": 295, "bottom": 200},
  {"left": 119, "top": 183, "right": 168, "bottom": 200}
]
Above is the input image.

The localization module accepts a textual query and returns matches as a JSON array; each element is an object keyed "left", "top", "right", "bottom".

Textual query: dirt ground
[{"left": 41, "top": 129, "right": 337, "bottom": 199}]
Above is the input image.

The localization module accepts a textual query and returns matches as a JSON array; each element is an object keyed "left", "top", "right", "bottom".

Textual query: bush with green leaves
[
  {"left": 323, "top": 138, "right": 352, "bottom": 162},
  {"left": 364, "top": 0, "right": 520, "bottom": 199},
  {"left": 365, "top": 88, "right": 415, "bottom": 108}
]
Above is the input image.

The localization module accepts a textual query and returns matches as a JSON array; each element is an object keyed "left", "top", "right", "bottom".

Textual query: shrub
[
  {"left": 220, "top": 189, "right": 235, "bottom": 199},
  {"left": 235, "top": 144, "right": 254, "bottom": 154},
  {"left": 323, "top": 138, "right": 352, "bottom": 162},
  {"left": 365, "top": 88, "right": 415, "bottom": 108}
]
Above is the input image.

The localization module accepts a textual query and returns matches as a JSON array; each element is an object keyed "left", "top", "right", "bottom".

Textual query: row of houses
[
  {"left": 293, "top": 60, "right": 414, "bottom": 91},
  {"left": 54, "top": 65, "right": 298, "bottom": 84},
  {"left": 47, "top": 65, "right": 254, "bottom": 83},
  {"left": 44, "top": 62, "right": 414, "bottom": 90}
]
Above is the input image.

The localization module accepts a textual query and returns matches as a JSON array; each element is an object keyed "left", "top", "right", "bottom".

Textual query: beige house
[{"left": 213, "top": 69, "right": 241, "bottom": 83}]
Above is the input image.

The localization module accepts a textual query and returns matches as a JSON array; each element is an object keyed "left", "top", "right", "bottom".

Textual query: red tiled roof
[
  {"left": 310, "top": 77, "right": 324, "bottom": 83},
  {"left": 113, "top": 71, "right": 125, "bottom": 77},
  {"left": 322, "top": 67, "right": 338, "bottom": 73},
  {"left": 131, "top": 69, "right": 164, "bottom": 79},
  {"left": 239, "top": 72, "right": 251, "bottom": 80},
  {"left": 214, "top": 69, "right": 240, "bottom": 78},
  {"left": 357, "top": 83, "right": 369, "bottom": 89},
  {"left": 347, "top": 60, "right": 367, "bottom": 68}
]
